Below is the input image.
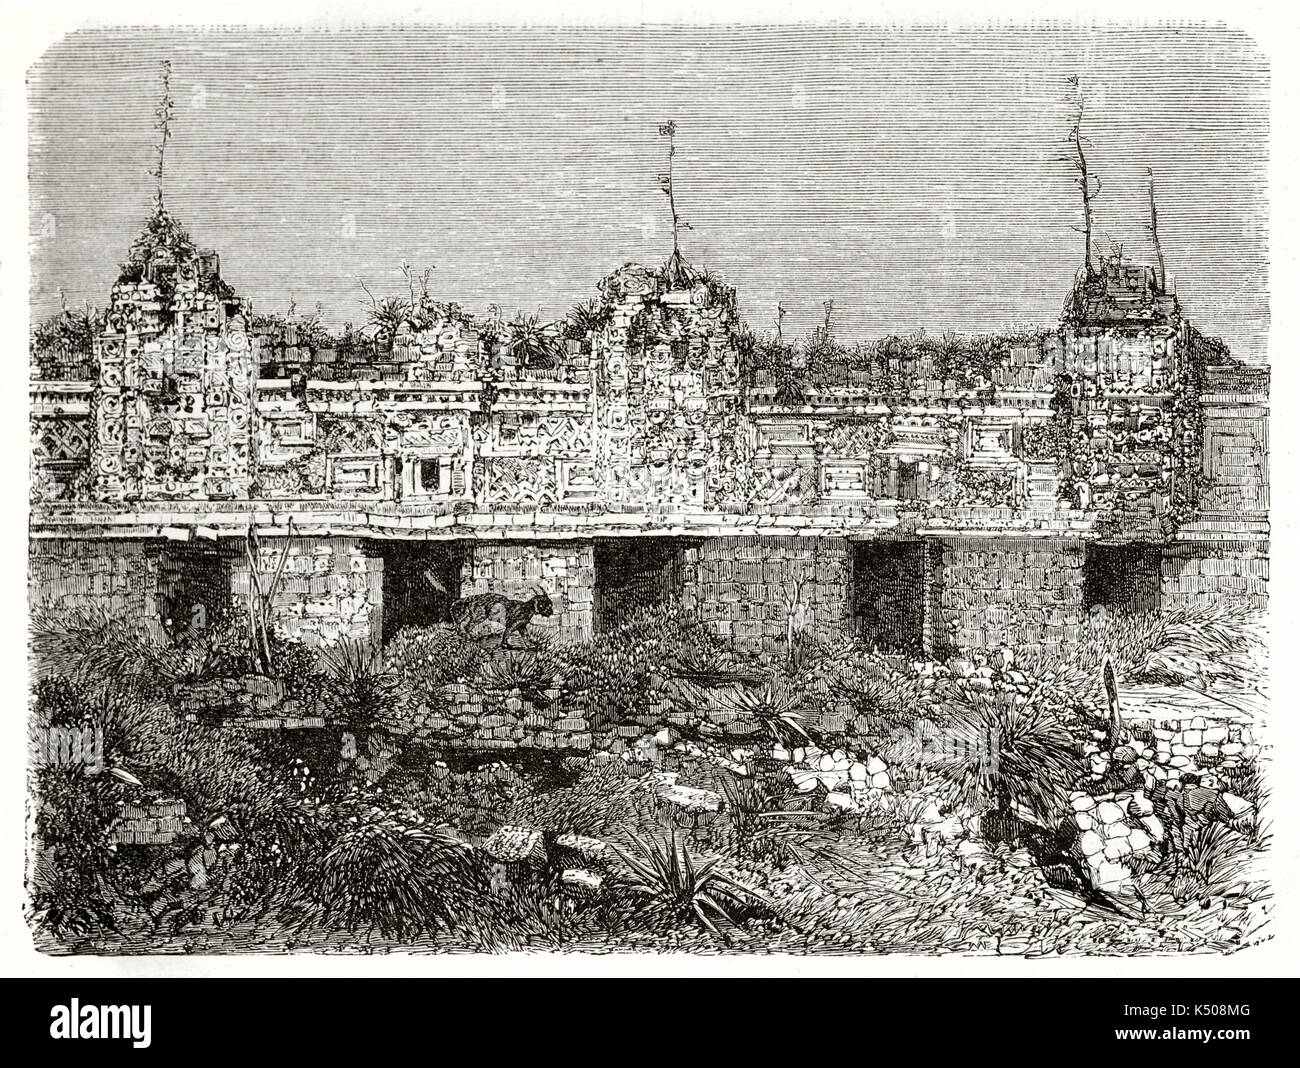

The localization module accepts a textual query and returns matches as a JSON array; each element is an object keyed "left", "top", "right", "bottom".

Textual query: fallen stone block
[
  {"left": 1102, "top": 837, "right": 1133, "bottom": 860},
  {"left": 1090, "top": 859, "right": 1133, "bottom": 892},
  {"left": 482, "top": 825, "right": 547, "bottom": 864},
  {"left": 1223, "top": 793, "right": 1255, "bottom": 819},
  {"left": 788, "top": 768, "right": 821, "bottom": 793},
  {"left": 554, "top": 833, "right": 613, "bottom": 862},
  {"left": 561, "top": 868, "right": 603, "bottom": 893},
  {"left": 644, "top": 772, "right": 723, "bottom": 813},
  {"left": 1077, "top": 830, "right": 1105, "bottom": 857}
]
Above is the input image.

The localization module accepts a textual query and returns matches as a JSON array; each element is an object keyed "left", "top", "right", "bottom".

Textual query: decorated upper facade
[{"left": 30, "top": 210, "right": 1258, "bottom": 539}]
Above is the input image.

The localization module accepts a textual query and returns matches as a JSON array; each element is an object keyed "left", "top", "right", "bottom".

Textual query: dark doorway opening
[
  {"left": 1083, "top": 542, "right": 1162, "bottom": 616},
  {"left": 594, "top": 538, "right": 686, "bottom": 632},
  {"left": 157, "top": 541, "right": 240, "bottom": 640},
  {"left": 378, "top": 541, "right": 470, "bottom": 642},
  {"left": 851, "top": 539, "right": 929, "bottom": 653}
]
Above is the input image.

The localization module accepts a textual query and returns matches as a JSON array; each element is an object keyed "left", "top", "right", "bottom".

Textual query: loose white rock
[
  {"left": 1078, "top": 830, "right": 1105, "bottom": 857},
  {"left": 1096, "top": 801, "right": 1125, "bottom": 824}
]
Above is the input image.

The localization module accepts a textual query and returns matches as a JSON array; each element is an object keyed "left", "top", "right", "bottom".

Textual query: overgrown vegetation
[
  {"left": 746, "top": 326, "right": 1057, "bottom": 402},
  {"left": 26, "top": 599, "right": 1268, "bottom": 954}
]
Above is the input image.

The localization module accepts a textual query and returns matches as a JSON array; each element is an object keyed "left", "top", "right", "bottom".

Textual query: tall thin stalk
[{"left": 244, "top": 517, "right": 295, "bottom": 675}]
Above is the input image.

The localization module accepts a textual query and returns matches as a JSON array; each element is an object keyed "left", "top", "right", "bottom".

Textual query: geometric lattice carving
[
  {"left": 826, "top": 419, "right": 891, "bottom": 458},
  {"left": 530, "top": 414, "right": 593, "bottom": 456},
  {"left": 321, "top": 416, "right": 384, "bottom": 454},
  {"left": 748, "top": 464, "right": 820, "bottom": 506},
  {"left": 33, "top": 417, "right": 91, "bottom": 462},
  {"left": 487, "top": 457, "right": 558, "bottom": 507}
]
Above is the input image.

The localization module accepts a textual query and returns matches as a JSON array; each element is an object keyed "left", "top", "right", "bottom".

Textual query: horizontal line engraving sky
[{"left": 28, "top": 23, "right": 1268, "bottom": 361}]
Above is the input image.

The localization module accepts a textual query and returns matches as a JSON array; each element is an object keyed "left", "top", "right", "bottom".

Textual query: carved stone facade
[{"left": 28, "top": 222, "right": 1268, "bottom": 653}]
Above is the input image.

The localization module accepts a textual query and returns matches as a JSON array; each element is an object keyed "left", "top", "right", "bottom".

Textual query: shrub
[
  {"left": 811, "top": 648, "right": 924, "bottom": 736},
  {"left": 935, "top": 689, "right": 1078, "bottom": 842},
  {"left": 476, "top": 645, "right": 570, "bottom": 705},
  {"left": 505, "top": 312, "right": 566, "bottom": 369},
  {"left": 1017, "top": 603, "right": 1265, "bottom": 703},
  {"left": 320, "top": 639, "right": 400, "bottom": 729},
  {"left": 29, "top": 609, "right": 325, "bottom": 706},
  {"left": 384, "top": 625, "right": 484, "bottom": 705},
  {"left": 1132, "top": 604, "right": 1264, "bottom": 690},
  {"left": 29, "top": 609, "right": 169, "bottom": 702},
  {"left": 290, "top": 802, "right": 487, "bottom": 940},
  {"left": 565, "top": 606, "right": 745, "bottom": 725},
  {"left": 618, "top": 832, "right": 764, "bottom": 942},
  {"left": 33, "top": 676, "right": 93, "bottom": 728},
  {"left": 28, "top": 763, "right": 123, "bottom": 937},
  {"left": 509, "top": 761, "right": 647, "bottom": 837}
]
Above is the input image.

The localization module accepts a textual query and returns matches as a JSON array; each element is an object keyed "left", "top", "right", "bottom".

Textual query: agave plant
[
  {"left": 720, "top": 678, "right": 810, "bottom": 746},
  {"left": 505, "top": 312, "right": 565, "bottom": 369},
  {"left": 320, "top": 639, "right": 400, "bottom": 728},
  {"left": 32, "top": 306, "right": 100, "bottom": 359},
  {"left": 358, "top": 281, "right": 412, "bottom": 348},
  {"left": 720, "top": 775, "right": 836, "bottom": 872},
  {"left": 475, "top": 646, "right": 568, "bottom": 707},
  {"left": 1167, "top": 822, "right": 1264, "bottom": 907},
  {"left": 293, "top": 815, "right": 485, "bottom": 940},
  {"left": 618, "top": 831, "right": 762, "bottom": 941},
  {"left": 935, "top": 688, "right": 1078, "bottom": 844},
  {"left": 564, "top": 298, "right": 606, "bottom": 340}
]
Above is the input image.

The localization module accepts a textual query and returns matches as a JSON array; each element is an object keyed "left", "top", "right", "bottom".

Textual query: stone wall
[
  {"left": 1200, "top": 402, "right": 1267, "bottom": 517},
  {"left": 1161, "top": 540, "right": 1268, "bottom": 611},
  {"left": 937, "top": 537, "right": 1085, "bottom": 654},
  {"left": 28, "top": 538, "right": 161, "bottom": 629},
  {"left": 460, "top": 541, "right": 595, "bottom": 643},
  {"left": 229, "top": 536, "right": 384, "bottom": 648},
  {"left": 680, "top": 535, "right": 852, "bottom": 656},
  {"left": 408, "top": 683, "right": 593, "bottom": 752}
]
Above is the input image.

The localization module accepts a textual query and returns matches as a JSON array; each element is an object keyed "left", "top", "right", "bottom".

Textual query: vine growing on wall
[
  {"left": 1019, "top": 418, "right": 1065, "bottom": 464},
  {"left": 936, "top": 462, "right": 1021, "bottom": 508},
  {"left": 1169, "top": 325, "right": 1224, "bottom": 524},
  {"left": 1049, "top": 371, "right": 1086, "bottom": 506}
]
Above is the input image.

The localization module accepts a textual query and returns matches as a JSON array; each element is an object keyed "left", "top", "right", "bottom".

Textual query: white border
[{"left": 2, "top": 0, "right": 1295, "bottom": 978}]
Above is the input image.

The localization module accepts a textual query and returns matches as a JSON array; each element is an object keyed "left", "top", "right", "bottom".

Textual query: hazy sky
[{"left": 28, "top": 23, "right": 1268, "bottom": 361}]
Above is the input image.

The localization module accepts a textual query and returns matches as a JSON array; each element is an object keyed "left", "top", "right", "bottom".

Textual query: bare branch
[{"left": 359, "top": 279, "right": 379, "bottom": 311}]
